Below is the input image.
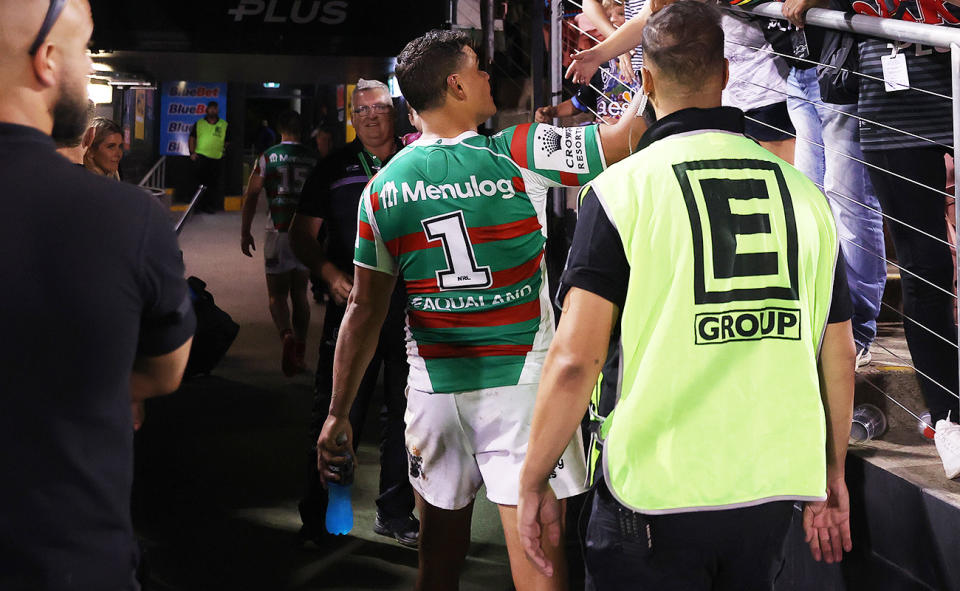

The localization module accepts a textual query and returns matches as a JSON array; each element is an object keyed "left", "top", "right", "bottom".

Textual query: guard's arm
[
  {"left": 520, "top": 287, "right": 617, "bottom": 487},
  {"left": 818, "top": 320, "right": 855, "bottom": 480}
]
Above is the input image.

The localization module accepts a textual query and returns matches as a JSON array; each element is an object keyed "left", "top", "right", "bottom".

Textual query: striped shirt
[{"left": 355, "top": 124, "right": 606, "bottom": 393}]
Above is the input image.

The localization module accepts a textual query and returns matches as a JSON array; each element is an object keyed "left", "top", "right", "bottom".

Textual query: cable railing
[{"left": 552, "top": 0, "right": 960, "bottom": 440}]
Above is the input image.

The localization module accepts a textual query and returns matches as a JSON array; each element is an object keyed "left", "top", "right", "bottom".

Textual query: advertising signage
[
  {"left": 159, "top": 82, "right": 228, "bottom": 156},
  {"left": 90, "top": 0, "right": 448, "bottom": 56}
]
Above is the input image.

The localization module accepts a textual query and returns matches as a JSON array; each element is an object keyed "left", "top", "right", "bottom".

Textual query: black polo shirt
[
  {"left": 297, "top": 138, "right": 408, "bottom": 318},
  {"left": 0, "top": 123, "right": 195, "bottom": 590}
]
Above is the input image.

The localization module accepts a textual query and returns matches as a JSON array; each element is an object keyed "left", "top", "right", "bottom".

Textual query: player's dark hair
[
  {"left": 395, "top": 29, "right": 473, "bottom": 113},
  {"left": 276, "top": 109, "right": 301, "bottom": 138},
  {"left": 641, "top": 1, "right": 725, "bottom": 88}
]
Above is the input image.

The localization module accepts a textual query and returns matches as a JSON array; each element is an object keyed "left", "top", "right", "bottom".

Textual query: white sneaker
[
  {"left": 855, "top": 347, "right": 872, "bottom": 371},
  {"left": 934, "top": 413, "right": 960, "bottom": 479}
]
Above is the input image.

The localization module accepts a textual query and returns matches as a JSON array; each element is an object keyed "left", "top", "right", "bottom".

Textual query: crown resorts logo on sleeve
[{"left": 532, "top": 125, "right": 589, "bottom": 174}]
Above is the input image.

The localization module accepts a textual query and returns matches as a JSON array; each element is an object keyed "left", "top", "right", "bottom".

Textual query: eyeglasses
[
  {"left": 29, "top": 0, "right": 67, "bottom": 56},
  {"left": 352, "top": 104, "right": 393, "bottom": 117}
]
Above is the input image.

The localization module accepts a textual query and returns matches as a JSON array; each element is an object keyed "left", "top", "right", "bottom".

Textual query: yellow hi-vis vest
[
  {"left": 592, "top": 128, "right": 838, "bottom": 514},
  {"left": 195, "top": 117, "right": 227, "bottom": 160}
]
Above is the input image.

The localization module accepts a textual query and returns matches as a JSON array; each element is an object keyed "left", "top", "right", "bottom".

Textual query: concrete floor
[{"left": 133, "top": 209, "right": 517, "bottom": 591}]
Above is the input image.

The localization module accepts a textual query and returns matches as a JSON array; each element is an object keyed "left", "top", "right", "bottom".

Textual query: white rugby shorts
[
  {"left": 404, "top": 383, "right": 588, "bottom": 510},
  {"left": 264, "top": 229, "right": 308, "bottom": 275}
]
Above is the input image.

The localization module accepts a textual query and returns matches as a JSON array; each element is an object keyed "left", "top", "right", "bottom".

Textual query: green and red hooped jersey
[
  {"left": 256, "top": 142, "right": 319, "bottom": 232},
  {"left": 355, "top": 123, "right": 606, "bottom": 393}
]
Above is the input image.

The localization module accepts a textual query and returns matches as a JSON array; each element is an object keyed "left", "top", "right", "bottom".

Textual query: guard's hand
[
  {"left": 566, "top": 48, "right": 603, "bottom": 85},
  {"left": 535, "top": 105, "right": 558, "bottom": 123},
  {"left": 241, "top": 233, "right": 255, "bottom": 257},
  {"left": 518, "top": 481, "right": 562, "bottom": 578},
  {"left": 317, "top": 414, "right": 355, "bottom": 487},
  {"left": 190, "top": 153, "right": 198, "bottom": 162},
  {"left": 322, "top": 263, "right": 354, "bottom": 306},
  {"left": 803, "top": 476, "right": 853, "bottom": 563},
  {"left": 132, "top": 402, "right": 145, "bottom": 431}
]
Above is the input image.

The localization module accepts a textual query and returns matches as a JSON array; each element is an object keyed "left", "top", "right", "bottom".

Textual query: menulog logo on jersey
[
  {"left": 532, "top": 125, "right": 589, "bottom": 175},
  {"left": 378, "top": 177, "right": 516, "bottom": 209}
]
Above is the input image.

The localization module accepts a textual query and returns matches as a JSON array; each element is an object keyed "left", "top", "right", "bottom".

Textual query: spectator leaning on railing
[{"left": 783, "top": 0, "right": 960, "bottom": 479}]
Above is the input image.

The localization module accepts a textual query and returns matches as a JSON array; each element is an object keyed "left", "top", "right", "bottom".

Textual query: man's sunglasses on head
[{"left": 29, "top": 0, "right": 67, "bottom": 56}]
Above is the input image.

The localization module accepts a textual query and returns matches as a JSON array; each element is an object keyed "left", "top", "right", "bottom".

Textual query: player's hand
[
  {"left": 617, "top": 52, "right": 637, "bottom": 85},
  {"left": 517, "top": 481, "right": 562, "bottom": 578},
  {"left": 322, "top": 263, "right": 353, "bottom": 305},
  {"left": 241, "top": 233, "right": 255, "bottom": 257},
  {"left": 802, "top": 476, "right": 853, "bottom": 563},
  {"left": 535, "top": 105, "right": 558, "bottom": 123},
  {"left": 783, "top": 0, "right": 824, "bottom": 28},
  {"left": 317, "top": 414, "right": 355, "bottom": 487},
  {"left": 566, "top": 48, "right": 603, "bottom": 85}
]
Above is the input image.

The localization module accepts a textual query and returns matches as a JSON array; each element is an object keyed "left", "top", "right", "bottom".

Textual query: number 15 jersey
[{"left": 356, "top": 124, "right": 606, "bottom": 394}]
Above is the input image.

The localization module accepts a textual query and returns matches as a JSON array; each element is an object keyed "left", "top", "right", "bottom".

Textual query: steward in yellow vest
[
  {"left": 189, "top": 101, "right": 229, "bottom": 213},
  {"left": 517, "top": 3, "right": 856, "bottom": 589}
]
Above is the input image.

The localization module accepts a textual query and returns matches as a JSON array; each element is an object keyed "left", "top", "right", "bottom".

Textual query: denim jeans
[{"left": 787, "top": 67, "right": 886, "bottom": 351}]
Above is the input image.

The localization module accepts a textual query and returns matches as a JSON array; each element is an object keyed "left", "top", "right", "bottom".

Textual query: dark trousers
[
  {"left": 194, "top": 154, "right": 223, "bottom": 211},
  {"left": 584, "top": 481, "right": 793, "bottom": 591},
  {"left": 864, "top": 147, "right": 958, "bottom": 423},
  {"left": 299, "top": 302, "right": 413, "bottom": 531}
]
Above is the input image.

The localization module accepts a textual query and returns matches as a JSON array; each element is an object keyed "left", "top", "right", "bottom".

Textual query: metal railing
[
  {"left": 138, "top": 155, "right": 167, "bottom": 191},
  {"left": 554, "top": 0, "right": 960, "bottom": 436}
]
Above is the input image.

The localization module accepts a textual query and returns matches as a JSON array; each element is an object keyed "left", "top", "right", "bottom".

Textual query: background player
[
  {"left": 240, "top": 109, "right": 317, "bottom": 376},
  {"left": 316, "top": 30, "right": 648, "bottom": 591}
]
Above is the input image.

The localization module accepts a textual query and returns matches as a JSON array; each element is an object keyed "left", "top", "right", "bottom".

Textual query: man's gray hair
[{"left": 352, "top": 78, "right": 391, "bottom": 104}]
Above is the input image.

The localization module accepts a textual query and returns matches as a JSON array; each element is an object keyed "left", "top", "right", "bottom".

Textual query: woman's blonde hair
[{"left": 83, "top": 117, "right": 123, "bottom": 178}]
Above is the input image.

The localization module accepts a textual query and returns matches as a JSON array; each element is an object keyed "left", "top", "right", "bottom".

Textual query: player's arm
[
  {"left": 535, "top": 98, "right": 582, "bottom": 123},
  {"left": 597, "top": 90, "right": 649, "bottom": 165},
  {"left": 240, "top": 158, "right": 265, "bottom": 257},
  {"left": 316, "top": 266, "right": 396, "bottom": 481}
]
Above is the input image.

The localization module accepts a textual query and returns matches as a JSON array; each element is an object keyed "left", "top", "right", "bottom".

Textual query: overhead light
[
  {"left": 88, "top": 82, "right": 113, "bottom": 104},
  {"left": 263, "top": 82, "right": 280, "bottom": 89},
  {"left": 91, "top": 62, "right": 113, "bottom": 72}
]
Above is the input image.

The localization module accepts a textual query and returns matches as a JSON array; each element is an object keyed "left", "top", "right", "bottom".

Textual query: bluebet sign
[{"left": 159, "top": 82, "right": 227, "bottom": 156}]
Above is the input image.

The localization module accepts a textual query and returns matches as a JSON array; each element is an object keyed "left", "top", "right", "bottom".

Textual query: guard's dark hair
[
  {"left": 275, "top": 109, "right": 301, "bottom": 137},
  {"left": 207, "top": 100, "right": 219, "bottom": 108},
  {"left": 395, "top": 29, "right": 474, "bottom": 112},
  {"left": 641, "top": 1, "right": 725, "bottom": 88}
]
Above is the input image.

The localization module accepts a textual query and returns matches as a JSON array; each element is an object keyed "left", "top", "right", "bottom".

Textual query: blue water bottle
[{"left": 325, "top": 433, "right": 354, "bottom": 535}]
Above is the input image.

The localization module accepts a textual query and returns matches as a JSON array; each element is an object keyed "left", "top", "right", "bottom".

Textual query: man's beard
[{"left": 50, "top": 80, "right": 90, "bottom": 144}]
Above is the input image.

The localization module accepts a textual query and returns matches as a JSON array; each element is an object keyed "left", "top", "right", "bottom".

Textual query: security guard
[
  {"left": 189, "top": 100, "right": 228, "bottom": 213},
  {"left": 517, "top": 3, "right": 856, "bottom": 589}
]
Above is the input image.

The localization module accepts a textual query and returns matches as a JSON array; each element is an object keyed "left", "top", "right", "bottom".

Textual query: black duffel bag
[
  {"left": 184, "top": 276, "right": 239, "bottom": 378},
  {"left": 817, "top": 28, "right": 860, "bottom": 105}
]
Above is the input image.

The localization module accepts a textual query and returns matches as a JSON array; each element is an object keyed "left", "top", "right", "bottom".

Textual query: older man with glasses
[
  {"left": 0, "top": 1, "right": 195, "bottom": 589},
  {"left": 289, "top": 78, "right": 419, "bottom": 548}
]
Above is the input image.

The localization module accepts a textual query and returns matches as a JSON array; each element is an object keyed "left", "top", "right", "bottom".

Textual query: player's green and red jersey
[
  {"left": 355, "top": 123, "right": 607, "bottom": 393},
  {"left": 256, "top": 141, "right": 318, "bottom": 232}
]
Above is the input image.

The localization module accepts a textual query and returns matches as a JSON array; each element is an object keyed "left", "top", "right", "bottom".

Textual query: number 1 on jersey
[{"left": 422, "top": 211, "right": 493, "bottom": 291}]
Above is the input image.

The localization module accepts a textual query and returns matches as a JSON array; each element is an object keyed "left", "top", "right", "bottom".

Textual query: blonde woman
[{"left": 83, "top": 117, "right": 124, "bottom": 179}]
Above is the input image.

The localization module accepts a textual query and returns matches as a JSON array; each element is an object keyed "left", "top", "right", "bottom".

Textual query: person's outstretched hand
[
  {"left": 517, "top": 481, "right": 562, "bottom": 578},
  {"left": 566, "top": 47, "right": 604, "bottom": 85},
  {"left": 535, "top": 105, "right": 559, "bottom": 123},
  {"left": 803, "top": 476, "right": 853, "bottom": 563}
]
